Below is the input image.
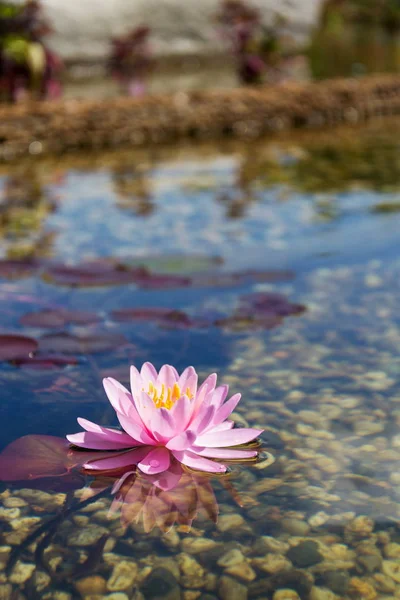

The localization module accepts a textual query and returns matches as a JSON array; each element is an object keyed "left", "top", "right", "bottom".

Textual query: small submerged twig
[{"left": 6, "top": 485, "right": 112, "bottom": 575}]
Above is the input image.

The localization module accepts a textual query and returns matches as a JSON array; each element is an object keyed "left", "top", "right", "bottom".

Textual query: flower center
[{"left": 147, "top": 382, "right": 193, "bottom": 409}]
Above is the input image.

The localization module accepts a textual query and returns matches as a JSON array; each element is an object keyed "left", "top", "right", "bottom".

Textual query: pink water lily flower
[{"left": 67, "top": 362, "right": 263, "bottom": 474}]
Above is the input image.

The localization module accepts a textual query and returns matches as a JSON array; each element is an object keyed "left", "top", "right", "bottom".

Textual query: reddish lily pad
[
  {"left": 12, "top": 354, "right": 79, "bottom": 370},
  {"left": 111, "top": 307, "right": 207, "bottom": 329},
  {"left": 43, "top": 261, "right": 148, "bottom": 287},
  {"left": 0, "top": 435, "right": 114, "bottom": 481},
  {"left": 0, "top": 260, "right": 39, "bottom": 280},
  {"left": 239, "top": 292, "right": 306, "bottom": 317},
  {"left": 20, "top": 309, "right": 99, "bottom": 328},
  {"left": 0, "top": 334, "right": 38, "bottom": 361},
  {"left": 39, "top": 332, "right": 128, "bottom": 354}
]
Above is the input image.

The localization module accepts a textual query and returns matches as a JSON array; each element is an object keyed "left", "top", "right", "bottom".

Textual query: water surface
[{"left": 1, "top": 119, "right": 400, "bottom": 599}]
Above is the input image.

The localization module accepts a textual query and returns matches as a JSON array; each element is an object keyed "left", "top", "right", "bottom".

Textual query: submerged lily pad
[
  {"left": 13, "top": 354, "right": 79, "bottom": 369},
  {"left": 20, "top": 309, "right": 100, "bottom": 328},
  {"left": 111, "top": 307, "right": 206, "bottom": 329},
  {"left": 0, "top": 334, "right": 38, "bottom": 361},
  {"left": 38, "top": 332, "right": 128, "bottom": 354},
  {"left": 0, "top": 259, "right": 39, "bottom": 280},
  {"left": 43, "top": 261, "right": 148, "bottom": 287},
  {"left": 125, "top": 254, "right": 223, "bottom": 274}
]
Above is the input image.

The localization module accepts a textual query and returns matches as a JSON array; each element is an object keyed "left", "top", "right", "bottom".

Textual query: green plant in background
[
  {"left": 0, "top": 0, "right": 63, "bottom": 102},
  {"left": 308, "top": 0, "right": 400, "bottom": 79}
]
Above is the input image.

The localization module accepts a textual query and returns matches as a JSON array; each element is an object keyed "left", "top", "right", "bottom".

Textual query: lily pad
[
  {"left": 39, "top": 332, "right": 128, "bottom": 354},
  {"left": 43, "top": 261, "right": 148, "bottom": 287},
  {"left": 13, "top": 354, "right": 79, "bottom": 369},
  {"left": 0, "top": 259, "right": 39, "bottom": 280},
  {"left": 125, "top": 254, "right": 223, "bottom": 274},
  {"left": 20, "top": 309, "right": 99, "bottom": 328},
  {"left": 0, "top": 435, "right": 113, "bottom": 481},
  {"left": 0, "top": 334, "right": 38, "bottom": 361}
]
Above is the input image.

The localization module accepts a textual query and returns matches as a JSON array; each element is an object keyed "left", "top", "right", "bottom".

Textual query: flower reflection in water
[{"left": 108, "top": 461, "right": 218, "bottom": 533}]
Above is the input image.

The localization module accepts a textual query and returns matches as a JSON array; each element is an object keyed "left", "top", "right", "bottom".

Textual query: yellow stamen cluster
[{"left": 147, "top": 381, "right": 192, "bottom": 409}]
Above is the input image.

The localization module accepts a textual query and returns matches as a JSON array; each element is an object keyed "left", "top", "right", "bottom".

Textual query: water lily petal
[
  {"left": 210, "top": 385, "right": 229, "bottom": 409},
  {"left": 103, "top": 378, "right": 133, "bottom": 416},
  {"left": 77, "top": 418, "right": 134, "bottom": 445},
  {"left": 158, "top": 364, "right": 179, "bottom": 389},
  {"left": 140, "top": 362, "right": 157, "bottom": 383},
  {"left": 207, "top": 421, "right": 234, "bottom": 433},
  {"left": 192, "top": 447, "right": 258, "bottom": 459},
  {"left": 169, "top": 395, "right": 193, "bottom": 433},
  {"left": 134, "top": 391, "right": 157, "bottom": 430},
  {"left": 130, "top": 364, "right": 144, "bottom": 399},
  {"left": 151, "top": 407, "right": 176, "bottom": 442},
  {"left": 196, "top": 428, "right": 263, "bottom": 448},
  {"left": 191, "top": 404, "right": 216, "bottom": 434},
  {"left": 138, "top": 446, "right": 171, "bottom": 474},
  {"left": 67, "top": 432, "right": 134, "bottom": 450},
  {"left": 116, "top": 412, "right": 155, "bottom": 445},
  {"left": 166, "top": 430, "right": 196, "bottom": 451},
  {"left": 172, "top": 450, "right": 226, "bottom": 473},
  {"left": 178, "top": 366, "right": 198, "bottom": 397},
  {"left": 84, "top": 448, "right": 150, "bottom": 470},
  {"left": 212, "top": 393, "right": 242, "bottom": 426}
]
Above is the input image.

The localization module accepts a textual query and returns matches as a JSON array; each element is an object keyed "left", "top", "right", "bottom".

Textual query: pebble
[
  {"left": 216, "top": 514, "right": 245, "bottom": 532},
  {"left": 181, "top": 537, "right": 220, "bottom": 554},
  {"left": 365, "top": 274, "right": 383, "bottom": 288},
  {"left": 218, "top": 549, "right": 246, "bottom": 568},
  {"left": 252, "top": 554, "right": 292, "bottom": 574},
  {"left": 10, "top": 516, "right": 41, "bottom": 531},
  {"left": 254, "top": 537, "right": 289, "bottom": 554},
  {"left": 32, "top": 570, "right": 51, "bottom": 592},
  {"left": 218, "top": 575, "right": 248, "bottom": 600},
  {"left": 354, "top": 421, "right": 385, "bottom": 436},
  {"left": 0, "top": 507, "right": 20, "bottom": 520},
  {"left": 348, "top": 577, "right": 377, "bottom": 600},
  {"left": 9, "top": 561, "right": 35, "bottom": 584},
  {"left": 373, "top": 573, "right": 396, "bottom": 594},
  {"left": 225, "top": 561, "right": 256, "bottom": 582},
  {"left": 75, "top": 575, "right": 107, "bottom": 596},
  {"left": 308, "top": 512, "right": 330, "bottom": 528},
  {"left": 382, "top": 560, "right": 400, "bottom": 583},
  {"left": 183, "top": 592, "right": 201, "bottom": 600},
  {"left": 357, "top": 554, "right": 382, "bottom": 573},
  {"left": 273, "top": 591, "right": 301, "bottom": 600},
  {"left": 178, "top": 553, "right": 205, "bottom": 588},
  {"left": 3, "top": 497, "right": 27, "bottom": 508},
  {"left": 282, "top": 518, "right": 310, "bottom": 536},
  {"left": 0, "top": 585, "right": 12, "bottom": 600},
  {"left": 104, "top": 594, "right": 130, "bottom": 600},
  {"left": 309, "top": 587, "right": 339, "bottom": 600},
  {"left": 67, "top": 524, "right": 108, "bottom": 546},
  {"left": 141, "top": 567, "right": 180, "bottom": 600},
  {"left": 384, "top": 543, "right": 400, "bottom": 559},
  {"left": 286, "top": 541, "right": 323, "bottom": 568},
  {"left": 107, "top": 561, "right": 139, "bottom": 591},
  {"left": 345, "top": 516, "right": 374, "bottom": 539}
]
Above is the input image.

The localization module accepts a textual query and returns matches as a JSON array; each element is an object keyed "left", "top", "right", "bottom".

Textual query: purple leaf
[
  {"left": 20, "top": 309, "right": 99, "bottom": 328},
  {"left": 0, "top": 435, "right": 114, "bottom": 482},
  {"left": 43, "top": 261, "right": 148, "bottom": 287},
  {"left": 0, "top": 334, "right": 38, "bottom": 361},
  {"left": 39, "top": 332, "right": 128, "bottom": 354},
  {"left": 13, "top": 354, "right": 78, "bottom": 369},
  {"left": 0, "top": 260, "right": 39, "bottom": 280}
]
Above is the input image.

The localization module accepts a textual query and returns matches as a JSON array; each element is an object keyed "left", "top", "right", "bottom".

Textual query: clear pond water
[{"left": 1, "top": 119, "right": 400, "bottom": 599}]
